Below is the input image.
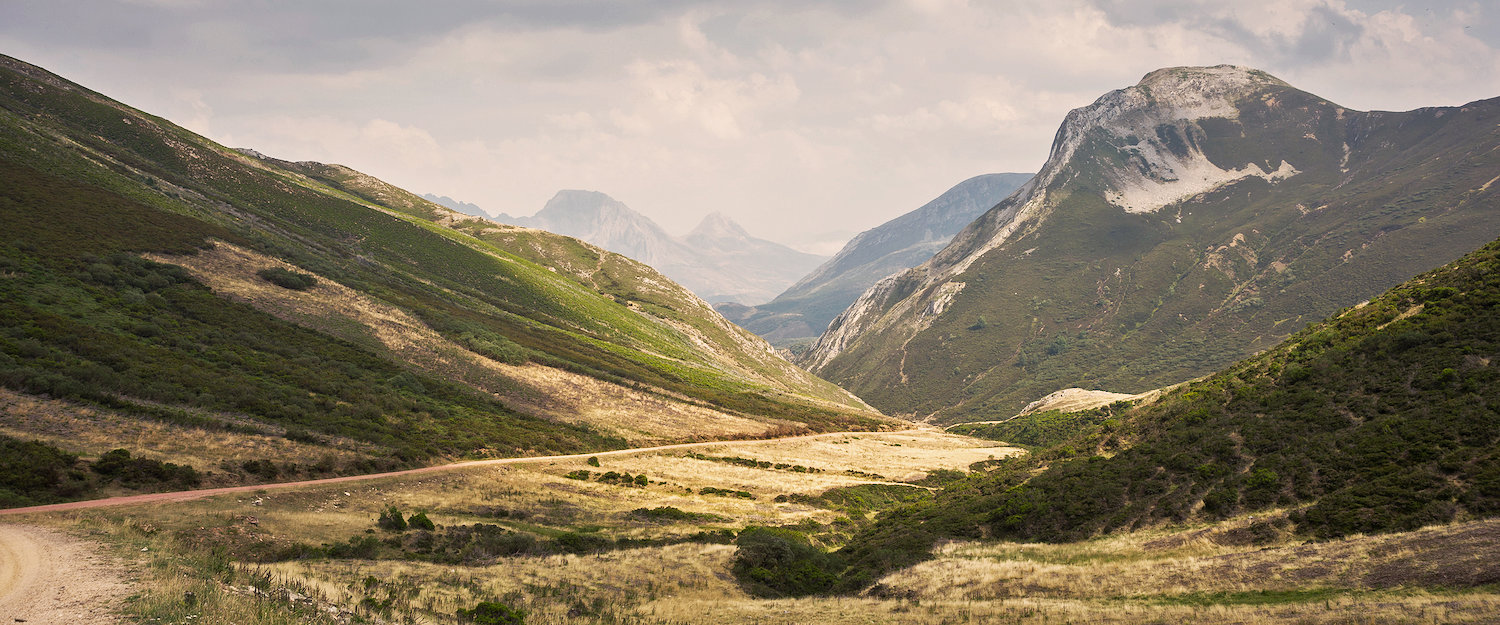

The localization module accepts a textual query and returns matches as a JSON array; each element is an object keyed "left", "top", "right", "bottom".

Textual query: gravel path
[{"left": 0, "top": 524, "right": 129, "bottom": 624}]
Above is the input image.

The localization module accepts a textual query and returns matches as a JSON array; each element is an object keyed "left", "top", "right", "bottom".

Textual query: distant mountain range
[
  {"left": 495, "top": 190, "right": 827, "bottom": 305},
  {"left": 804, "top": 65, "right": 1500, "bottom": 421},
  {"left": 421, "top": 193, "right": 490, "bottom": 219},
  {"left": 718, "top": 173, "right": 1030, "bottom": 346}
]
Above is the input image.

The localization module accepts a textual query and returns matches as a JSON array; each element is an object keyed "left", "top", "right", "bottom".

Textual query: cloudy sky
[{"left": 2, "top": 1, "right": 1497, "bottom": 253}]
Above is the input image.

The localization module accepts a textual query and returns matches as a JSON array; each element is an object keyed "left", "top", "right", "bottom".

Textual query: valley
[
  {"left": 2, "top": 429, "right": 1020, "bottom": 623},
  {"left": 1, "top": 35, "right": 1498, "bottom": 625},
  {"left": 5, "top": 427, "right": 1498, "bottom": 624}
]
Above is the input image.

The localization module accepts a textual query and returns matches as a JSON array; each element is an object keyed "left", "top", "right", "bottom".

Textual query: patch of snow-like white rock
[{"left": 1107, "top": 157, "right": 1298, "bottom": 214}]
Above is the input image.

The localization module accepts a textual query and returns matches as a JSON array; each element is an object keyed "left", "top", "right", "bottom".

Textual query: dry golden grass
[
  {"left": 493, "top": 363, "right": 776, "bottom": 444},
  {"left": 149, "top": 242, "right": 787, "bottom": 445},
  {"left": 0, "top": 388, "right": 374, "bottom": 470},
  {"left": 22, "top": 428, "right": 1500, "bottom": 625},
  {"left": 879, "top": 515, "right": 1500, "bottom": 601},
  {"left": 707, "top": 430, "right": 1020, "bottom": 481},
  {"left": 261, "top": 542, "right": 747, "bottom": 624}
]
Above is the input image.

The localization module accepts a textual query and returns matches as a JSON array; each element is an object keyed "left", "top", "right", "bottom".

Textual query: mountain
[
  {"left": 683, "top": 212, "right": 830, "bottom": 306},
  {"left": 420, "top": 193, "right": 491, "bottom": 219},
  {"left": 499, "top": 191, "right": 827, "bottom": 305},
  {"left": 0, "top": 53, "right": 887, "bottom": 498},
  {"left": 838, "top": 233, "right": 1500, "bottom": 585},
  {"left": 717, "top": 173, "right": 1030, "bottom": 345},
  {"left": 498, "top": 190, "right": 694, "bottom": 271},
  {"left": 804, "top": 65, "right": 1500, "bottom": 422}
]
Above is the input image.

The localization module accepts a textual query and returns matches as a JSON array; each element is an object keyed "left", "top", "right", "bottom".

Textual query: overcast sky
[{"left": 3, "top": 1, "right": 1497, "bottom": 253}]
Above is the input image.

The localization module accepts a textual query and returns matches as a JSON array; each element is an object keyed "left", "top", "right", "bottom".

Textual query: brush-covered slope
[
  {"left": 0, "top": 54, "right": 885, "bottom": 485},
  {"left": 806, "top": 65, "right": 1500, "bottom": 421},
  {"left": 500, "top": 191, "right": 826, "bottom": 305},
  {"left": 717, "top": 173, "right": 1030, "bottom": 345},
  {"left": 838, "top": 233, "right": 1500, "bottom": 587}
]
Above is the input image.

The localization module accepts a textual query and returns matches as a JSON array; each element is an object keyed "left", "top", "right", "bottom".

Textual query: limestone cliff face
[
  {"left": 804, "top": 65, "right": 1500, "bottom": 421},
  {"left": 808, "top": 66, "right": 1295, "bottom": 370}
]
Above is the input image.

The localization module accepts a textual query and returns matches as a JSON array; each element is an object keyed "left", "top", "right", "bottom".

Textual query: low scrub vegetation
[
  {"left": 0, "top": 436, "right": 199, "bottom": 507},
  {"left": 834, "top": 236, "right": 1500, "bottom": 587}
]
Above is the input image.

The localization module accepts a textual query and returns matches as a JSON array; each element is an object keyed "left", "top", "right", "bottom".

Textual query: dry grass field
[
  {"left": 10, "top": 429, "right": 1499, "bottom": 625},
  {"left": 0, "top": 388, "right": 377, "bottom": 475}
]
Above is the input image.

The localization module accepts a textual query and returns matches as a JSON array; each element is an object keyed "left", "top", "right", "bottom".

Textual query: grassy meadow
[{"left": 10, "top": 428, "right": 1499, "bottom": 624}]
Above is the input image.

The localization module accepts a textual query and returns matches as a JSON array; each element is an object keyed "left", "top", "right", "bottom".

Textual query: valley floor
[{"left": 5, "top": 429, "right": 1497, "bottom": 624}]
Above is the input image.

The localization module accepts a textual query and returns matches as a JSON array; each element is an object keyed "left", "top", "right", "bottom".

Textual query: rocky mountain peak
[{"left": 918, "top": 67, "right": 1303, "bottom": 281}]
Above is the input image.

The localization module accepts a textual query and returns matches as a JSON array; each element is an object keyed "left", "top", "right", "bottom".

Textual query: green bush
[
  {"left": 731, "top": 527, "right": 842, "bottom": 597},
  {"left": 630, "top": 506, "right": 726, "bottom": 523},
  {"left": 457, "top": 601, "right": 526, "bottom": 625},
  {"left": 255, "top": 267, "right": 317, "bottom": 290},
  {"left": 408, "top": 511, "right": 436, "bottom": 531},
  {"left": 91, "top": 448, "right": 200, "bottom": 489},
  {"left": 377, "top": 506, "right": 408, "bottom": 532},
  {"left": 0, "top": 436, "right": 92, "bottom": 507}
]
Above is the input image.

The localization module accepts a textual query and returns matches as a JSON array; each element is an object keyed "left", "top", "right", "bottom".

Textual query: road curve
[
  {"left": 0, "top": 429, "right": 931, "bottom": 517},
  {"left": 0, "top": 524, "right": 129, "bottom": 623}
]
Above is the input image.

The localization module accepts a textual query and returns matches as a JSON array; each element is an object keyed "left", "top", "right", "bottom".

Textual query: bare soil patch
[{"left": 0, "top": 524, "right": 131, "bottom": 624}]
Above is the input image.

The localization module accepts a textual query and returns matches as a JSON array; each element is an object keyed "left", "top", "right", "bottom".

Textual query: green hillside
[
  {"left": 808, "top": 67, "right": 1500, "bottom": 423},
  {"left": 0, "top": 54, "right": 886, "bottom": 505},
  {"left": 836, "top": 234, "right": 1500, "bottom": 587}
]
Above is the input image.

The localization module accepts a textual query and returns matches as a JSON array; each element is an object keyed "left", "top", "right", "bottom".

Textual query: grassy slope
[
  {"left": 816, "top": 84, "right": 1500, "bottom": 422},
  {"left": 0, "top": 54, "right": 884, "bottom": 502},
  {"left": 836, "top": 235, "right": 1500, "bottom": 586}
]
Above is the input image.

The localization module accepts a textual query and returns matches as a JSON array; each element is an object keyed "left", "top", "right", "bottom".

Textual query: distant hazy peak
[
  {"left": 688, "top": 212, "right": 751, "bottom": 241},
  {"left": 539, "top": 189, "right": 633, "bottom": 219}
]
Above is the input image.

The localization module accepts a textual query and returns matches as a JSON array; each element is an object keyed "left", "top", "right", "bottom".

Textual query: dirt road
[
  {"left": 0, "top": 429, "right": 930, "bottom": 517},
  {"left": 0, "top": 428, "right": 950, "bottom": 619},
  {"left": 0, "top": 524, "right": 128, "bottom": 624}
]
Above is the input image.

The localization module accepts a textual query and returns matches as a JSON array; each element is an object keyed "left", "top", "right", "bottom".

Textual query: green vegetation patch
[
  {"left": 0, "top": 435, "right": 199, "bottom": 508},
  {"left": 732, "top": 526, "right": 844, "bottom": 598},
  {"left": 834, "top": 235, "right": 1500, "bottom": 591}
]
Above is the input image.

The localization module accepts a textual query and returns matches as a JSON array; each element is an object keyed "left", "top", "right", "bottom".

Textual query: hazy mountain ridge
[
  {"left": 805, "top": 65, "right": 1500, "bottom": 421},
  {"left": 718, "top": 173, "right": 1030, "bottom": 345},
  {"left": 498, "top": 190, "right": 826, "bottom": 305},
  {"left": 420, "top": 193, "right": 491, "bottom": 219}
]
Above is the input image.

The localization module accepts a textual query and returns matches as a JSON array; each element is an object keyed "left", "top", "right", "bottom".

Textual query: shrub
[
  {"left": 630, "top": 506, "right": 726, "bottom": 523},
  {"left": 456, "top": 601, "right": 526, "bottom": 625},
  {"left": 377, "top": 506, "right": 408, "bottom": 532},
  {"left": 92, "top": 448, "right": 200, "bottom": 489},
  {"left": 256, "top": 267, "right": 317, "bottom": 290},
  {"left": 408, "top": 511, "right": 436, "bottom": 531},
  {"left": 732, "top": 527, "right": 842, "bottom": 597}
]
